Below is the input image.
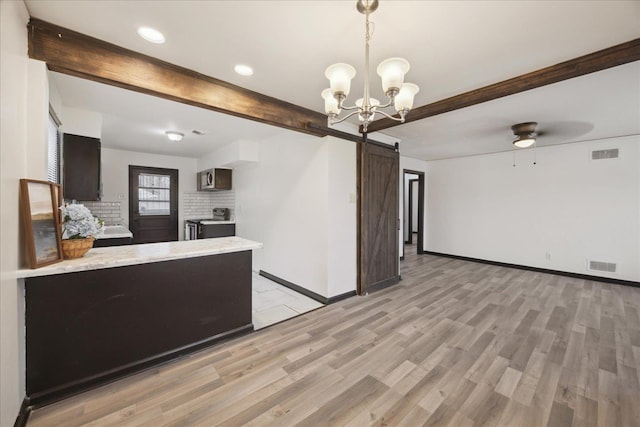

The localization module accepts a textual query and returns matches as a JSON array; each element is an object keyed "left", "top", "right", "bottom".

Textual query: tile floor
[{"left": 251, "top": 272, "right": 324, "bottom": 329}]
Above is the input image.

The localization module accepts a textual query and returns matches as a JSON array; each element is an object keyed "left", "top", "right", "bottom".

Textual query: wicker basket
[{"left": 61, "top": 237, "right": 95, "bottom": 260}]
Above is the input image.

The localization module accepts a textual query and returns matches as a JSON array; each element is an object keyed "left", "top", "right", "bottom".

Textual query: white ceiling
[
  {"left": 50, "top": 72, "right": 281, "bottom": 158},
  {"left": 28, "top": 1, "right": 640, "bottom": 160}
]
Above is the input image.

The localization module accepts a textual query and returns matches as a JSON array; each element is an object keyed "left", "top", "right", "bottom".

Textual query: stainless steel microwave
[
  {"left": 200, "top": 169, "right": 216, "bottom": 190},
  {"left": 198, "top": 168, "right": 232, "bottom": 191}
]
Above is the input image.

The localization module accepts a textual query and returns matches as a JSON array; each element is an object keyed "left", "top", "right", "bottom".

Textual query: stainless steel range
[{"left": 184, "top": 216, "right": 235, "bottom": 240}]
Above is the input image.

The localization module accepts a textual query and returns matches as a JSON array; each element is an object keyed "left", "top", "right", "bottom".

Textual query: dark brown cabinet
[
  {"left": 200, "top": 223, "right": 235, "bottom": 239},
  {"left": 24, "top": 250, "right": 253, "bottom": 405},
  {"left": 63, "top": 134, "right": 100, "bottom": 200},
  {"left": 198, "top": 168, "right": 232, "bottom": 191},
  {"left": 93, "top": 237, "right": 133, "bottom": 247}
]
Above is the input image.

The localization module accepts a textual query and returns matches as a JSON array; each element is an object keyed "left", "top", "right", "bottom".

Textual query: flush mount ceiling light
[
  {"left": 137, "top": 26, "right": 165, "bottom": 44},
  {"left": 512, "top": 122, "right": 538, "bottom": 148},
  {"left": 165, "top": 131, "right": 184, "bottom": 142},
  {"left": 234, "top": 64, "right": 254, "bottom": 76},
  {"left": 322, "top": 0, "right": 419, "bottom": 133}
]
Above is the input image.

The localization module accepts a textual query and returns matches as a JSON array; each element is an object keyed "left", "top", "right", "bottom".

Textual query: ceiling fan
[{"left": 511, "top": 122, "right": 539, "bottom": 148}]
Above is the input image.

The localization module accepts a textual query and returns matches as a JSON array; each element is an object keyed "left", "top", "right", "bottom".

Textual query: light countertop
[
  {"left": 95, "top": 225, "right": 133, "bottom": 239},
  {"left": 200, "top": 220, "right": 235, "bottom": 225},
  {"left": 17, "top": 236, "right": 262, "bottom": 279}
]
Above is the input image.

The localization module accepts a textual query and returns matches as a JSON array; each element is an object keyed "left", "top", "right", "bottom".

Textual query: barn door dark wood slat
[{"left": 358, "top": 141, "right": 400, "bottom": 295}]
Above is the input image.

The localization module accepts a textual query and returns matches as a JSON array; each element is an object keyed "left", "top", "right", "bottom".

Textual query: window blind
[{"left": 47, "top": 113, "right": 60, "bottom": 184}]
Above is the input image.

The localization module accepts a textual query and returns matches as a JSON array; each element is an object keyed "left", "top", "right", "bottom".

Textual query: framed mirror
[
  {"left": 20, "top": 179, "right": 63, "bottom": 268},
  {"left": 53, "top": 183, "right": 62, "bottom": 225}
]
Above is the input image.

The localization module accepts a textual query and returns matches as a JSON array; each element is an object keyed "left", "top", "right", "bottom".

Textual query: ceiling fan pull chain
[
  {"left": 512, "top": 146, "right": 516, "bottom": 167},
  {"left": 533, "top": 141, "right": 537, "bottom": 165}
]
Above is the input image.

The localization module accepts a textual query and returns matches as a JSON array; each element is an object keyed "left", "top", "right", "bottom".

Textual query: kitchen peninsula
[{"left": 18, "top": 236, "right": 262, "bottom": 406}]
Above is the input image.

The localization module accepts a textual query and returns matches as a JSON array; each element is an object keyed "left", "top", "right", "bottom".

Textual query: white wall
[
  {"left": 327, "top": 139, "right": 357, "bottom": 297},
  {"left": 234, "top": 131, "right": 357, "bottom": 298},
  {"left": 426, "top": 136, "right": 640, "bottom": 281},
  {"left": 197, "top": 139, "right": 259, "bottom": 170},
  {"left": 101, "top": 148, "right": 198, "bottom": 239},
  {"left": 399, "top": 156, "right": 429, "bottom": 258},
  {"left": 48, "top": 73, "right": 63, "bottom": 119},
  {"left": 26, "top": 60, "right": 49, "bottom": 180},
  {"left": 60, "top": 106, "right": 102, "bottom": 139},
  {"left": 0, "top": 1, "right": 45, "bottom": 423}
]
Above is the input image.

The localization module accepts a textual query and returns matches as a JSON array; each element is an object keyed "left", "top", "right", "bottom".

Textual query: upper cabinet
[
  {"left": 198, "top": 168, "right": 232, "bottom": 191},
  {"left": 63, "top": 133, "right": 101, "bottom": 201}
]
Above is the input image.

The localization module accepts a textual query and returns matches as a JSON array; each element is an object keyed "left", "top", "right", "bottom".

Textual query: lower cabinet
[
  {"left": 201, "top": 223, "right": 235, "bottom": 239},
  {"left": 93, "top": 237, "right": 133, "bottom": 247},
  {"left": 24, "top": 251, "right": 253, "bottom": 405}
]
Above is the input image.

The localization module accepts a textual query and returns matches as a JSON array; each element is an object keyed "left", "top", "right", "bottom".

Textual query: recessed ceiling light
[
  {"left": 234, "top": 64, "right": 254, "bottom": 76},
  {"left": 137, "top": 27, "right": 165, "bottom": 44},
  {"left": 165, "top": 131, "right": 183, "bottom": 141}
]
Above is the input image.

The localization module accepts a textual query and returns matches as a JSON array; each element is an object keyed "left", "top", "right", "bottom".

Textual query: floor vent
[
  {"left": 588, "top": 260, "right": 617, "bottom": 273},
  {"left": 591, "top": 148, "right": 619, "bottom": 160}
]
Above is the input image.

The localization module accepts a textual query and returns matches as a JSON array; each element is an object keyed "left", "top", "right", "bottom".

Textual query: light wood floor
[{"left": 28, "top": 247, "right": 640, "bottom": 426}]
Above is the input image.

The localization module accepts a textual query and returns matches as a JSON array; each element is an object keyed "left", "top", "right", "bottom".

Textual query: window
[
  {"left": 138, "top": 173, "right": 171, "bottom": 215},
  {"left": 47, "top": 110, "right": 61, "bottom": 184}
]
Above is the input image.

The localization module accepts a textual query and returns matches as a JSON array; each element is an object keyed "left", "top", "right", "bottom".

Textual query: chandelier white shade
[
  {"left": 321, "top": 89, "right": 341, "bottom": 115},
  {"left": 394, "top": 83, "right": 420, "bottom": 112},
  {"left": 321, "top": 0, "right": 419, "bottom": 133},
  {"left": 325, "top": 64, "right": 357, "bottom": 96},
  {"left": 376, "top": 58, "right": 410, "bottom": 95}
]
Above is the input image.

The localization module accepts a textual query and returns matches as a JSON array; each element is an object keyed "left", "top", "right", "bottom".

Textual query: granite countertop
[
  {"left": 95, "top": 225, "right": 134, "bottom": 239},
  {"left": 17, "top": 237, "right": 262, "bottom": 279}
]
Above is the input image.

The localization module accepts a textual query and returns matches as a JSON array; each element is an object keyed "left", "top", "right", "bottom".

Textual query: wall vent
[
  {"left": 588, "top": 260, "right": 617, "bottom": 273},
  {"left": 591, "top": 148, "right": 619, "bottom": 160}
]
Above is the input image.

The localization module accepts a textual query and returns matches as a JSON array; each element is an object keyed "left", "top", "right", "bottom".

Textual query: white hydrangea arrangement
[{"left": 59, "top": 204, "right": 104, "bottom": 239}]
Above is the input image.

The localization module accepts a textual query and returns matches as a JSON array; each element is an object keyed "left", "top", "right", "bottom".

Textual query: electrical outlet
[
  {"left": 545, "top": 252, "right": 551, "bottom": 261},
  {"left": 349, "top": 193, "right": 356, "bottom": 204}
]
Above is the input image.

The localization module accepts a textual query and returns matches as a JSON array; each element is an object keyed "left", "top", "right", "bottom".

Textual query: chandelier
[{"left": 321, "top": 0, "right": 419, "bottom": 133}]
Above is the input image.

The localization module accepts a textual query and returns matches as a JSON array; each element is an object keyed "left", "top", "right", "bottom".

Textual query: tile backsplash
[
  {"left": 79, "top": 200, "right": 123, "bottom": 225},
  {"left": 77, "top": 190, "right": 235, "bottom": 226},
  {"left": 183, "top": 190, "right": 235, "bottom": 220}
]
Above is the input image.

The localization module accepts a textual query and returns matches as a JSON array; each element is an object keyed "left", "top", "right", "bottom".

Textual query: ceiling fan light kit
[
  {"left": 511, "top": 122, "right": 538, "bottom": 148},
  {"left": 321, "top": 0, "right": 419, "bottom": 133}
]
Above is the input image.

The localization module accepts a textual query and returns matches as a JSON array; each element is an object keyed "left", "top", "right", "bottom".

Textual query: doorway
[
  {"left": 403, "top": 169, "right": 424, "bottom": 256},
  {"left": 129, "top": 165, "right": 178, "bottom": 243}
]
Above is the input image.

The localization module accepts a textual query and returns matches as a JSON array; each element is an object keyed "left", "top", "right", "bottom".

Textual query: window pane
[
  {"left": 137, "top": 172, "right": 172, "bottom": 216},
  {"left": 138, "top": 173, "right": 170, "bottom": 189},
  {"left": 138, "top": 188, "right": 170, "bottom": 202},
  {"left": 139, "top": 201, "right": 170, "bottom": 216}
]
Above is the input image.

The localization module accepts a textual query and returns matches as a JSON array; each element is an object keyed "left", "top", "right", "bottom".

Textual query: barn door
[{"left": 358, "top": 140, "right": 400, "bottom": 295}]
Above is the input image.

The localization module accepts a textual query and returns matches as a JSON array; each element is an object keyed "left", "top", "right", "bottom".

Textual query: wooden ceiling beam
[
  {"left": 27, "top": 18, "right": 328, "bottom": 137},
  {"left": 364, "top": 38, "right": 640, "bottom": 133}
]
